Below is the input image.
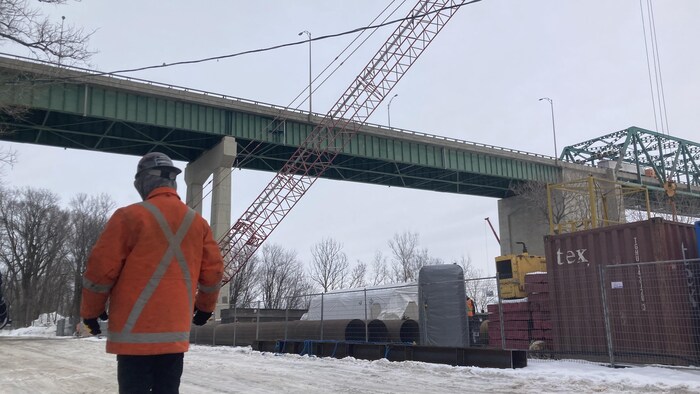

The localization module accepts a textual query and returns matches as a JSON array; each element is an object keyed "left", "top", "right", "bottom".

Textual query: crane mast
[{"left": 220, "top": 0, "right": 472, "bottom": 284}]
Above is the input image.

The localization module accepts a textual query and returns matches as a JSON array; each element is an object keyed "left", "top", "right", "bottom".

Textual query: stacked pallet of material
[
  {"left": 487, "top": 298, "right": 531, "bottom": 350},
  {"left": 525, "top": 272, "right": 553, "bottom": 349}
]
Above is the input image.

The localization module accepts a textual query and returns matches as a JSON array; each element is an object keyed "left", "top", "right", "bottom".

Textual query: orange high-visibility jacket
[{"left": 80, "top": 187, "right": 224, "bottom": 355}]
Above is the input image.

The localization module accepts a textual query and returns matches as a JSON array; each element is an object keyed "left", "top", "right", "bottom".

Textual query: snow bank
[
  {"left": 0, "top": 312, "right": 62, "bottom": 337},
  {"left": 2, "top": 334, "right": 699, "bottom": 393}
]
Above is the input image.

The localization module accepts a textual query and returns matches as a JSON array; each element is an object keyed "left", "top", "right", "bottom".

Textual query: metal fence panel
[
  {"left": 195, "top": 277, "right": 499, "bottom": 349},
  {"left": 602, "top": 259, "right": 700, "bottom": 366}
]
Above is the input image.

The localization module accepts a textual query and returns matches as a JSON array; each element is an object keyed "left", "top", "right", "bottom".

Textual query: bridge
[
  {"left": 0, "top": 55, "right": 561, "bottom": 198},
  {"left": 562, "top": 126, "right": 700, "bottom": 193},
  {"left": 1, "top": 55, "right": 698, "bottom": 258}
]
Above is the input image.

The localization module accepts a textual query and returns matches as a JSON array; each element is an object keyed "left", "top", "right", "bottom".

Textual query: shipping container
[{"left": 544, "top": 218, "right": 700, "bottom": 365}]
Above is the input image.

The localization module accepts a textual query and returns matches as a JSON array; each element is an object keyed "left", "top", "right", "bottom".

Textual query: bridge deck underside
[
  {"left": 0, "top": 55, "right": 567, "bottom": 199},
  {"left": 1, "top": 109, "right": 520, "bottom": 198}
]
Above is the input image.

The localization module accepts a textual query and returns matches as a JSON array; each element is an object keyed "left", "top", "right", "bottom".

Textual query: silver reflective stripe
[
  {"left": 83, "top": 276, "right": 112, "bottom": 294},
  {"left": 108, "top": 330, "right": 191, "bottom": 344},
  {"left": 120, "top": 202, "right": 196, "bottom": 336},
  {"left": 198, "top": 283, "right": 219, "bottom": 294}
]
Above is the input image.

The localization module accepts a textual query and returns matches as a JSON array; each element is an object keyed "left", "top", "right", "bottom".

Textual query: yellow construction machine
[{"left": 495, "top": 242, "right": 546, "bottom": 299}]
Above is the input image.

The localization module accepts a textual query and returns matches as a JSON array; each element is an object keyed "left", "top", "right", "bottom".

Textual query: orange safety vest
[
  {"left": 467, "top": 298, "right": 475, "bottom": 317},
  {"left": 81, "top": 187, "right": 223, "bottom": 355}
]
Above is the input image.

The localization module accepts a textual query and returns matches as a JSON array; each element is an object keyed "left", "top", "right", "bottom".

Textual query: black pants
[{"left": 117, "top": 353, "right": 184, "bottom": 394}]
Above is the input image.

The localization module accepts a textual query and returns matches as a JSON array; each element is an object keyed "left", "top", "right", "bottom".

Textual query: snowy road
[{"left": 1, "top": 336, "right": 700, "bottom": 393}]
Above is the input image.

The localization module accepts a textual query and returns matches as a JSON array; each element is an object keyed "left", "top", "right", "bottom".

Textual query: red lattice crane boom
[{"left": 220, "top": 0, "right": 472, "bottom": 285}]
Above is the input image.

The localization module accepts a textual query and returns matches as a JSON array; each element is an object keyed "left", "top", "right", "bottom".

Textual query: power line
[
  {"left": 105, "top": 0, "right": 481, "bottom": 76},
  {"left": 187, "top": 0, "right": 411, "bottom": 211},
  {"left": 639, "top": 0, "right": 670, "bottom": 135},
  {"left": 290, "top": 0, "right": 410, "bottom": 110},
  {"left": 4, "top": 1, "right": 484, "bottom": 224},
  {"left": 639, "top": 0, "right": 659, "bottom": 133},
  {"left": 25, "top": 0, "right": 481, "bottom": 83},
  {"left": 647, "top": 0, "right": 670, "bottom": 134}
]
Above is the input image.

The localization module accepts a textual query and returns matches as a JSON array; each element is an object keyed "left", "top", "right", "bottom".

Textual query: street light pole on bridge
[
  {"left": 539, "top": 97, "right": 558, "bottom": 164},
  {"left": 388, "top": 93, "right": 398, "bottom": 128},
  {"left": 298, "top": 30, "right": 312, "bottom": 120}
]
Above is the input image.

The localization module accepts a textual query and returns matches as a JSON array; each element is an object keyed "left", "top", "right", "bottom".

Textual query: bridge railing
[{"left": 0, "top": 52, "right": 559, "bottom": 163}]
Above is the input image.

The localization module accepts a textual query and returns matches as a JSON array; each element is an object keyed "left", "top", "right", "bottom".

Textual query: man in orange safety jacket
[
  {"left": 81, "top": 152, "right": 224, "bottom": 393},
  {"left": 467, "top": 297, "right": 475, "bottom": 318}
]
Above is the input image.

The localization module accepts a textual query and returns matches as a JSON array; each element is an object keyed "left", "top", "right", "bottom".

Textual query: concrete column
[
  {"left": 210, "top": 166, "right": 233, "bottom": 241},
  {"left": 184, "top": 136, "right": 237, "bottom": 234},
  {"left": 497, "top": 164, "right": 615, "bottom": 257},
  {"left": 497, "top": 195, "right": 549, "bottom": 256},
  {"left": 186, "top": 182, "right": 204, "bottom": 215},
  {"left": 184, "top": 136, "right": 237, "bottom": 320}
]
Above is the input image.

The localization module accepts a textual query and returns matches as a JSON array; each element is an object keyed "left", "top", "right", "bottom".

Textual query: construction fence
[
  {"left": 490, "top": 259, "right": 700, "bottom": 368},
  {"left": 191, "top": 276, "right": 498, "bottom": 351},
  {"left": 192, "top": 258, "right": 700, "bottom": 368}
]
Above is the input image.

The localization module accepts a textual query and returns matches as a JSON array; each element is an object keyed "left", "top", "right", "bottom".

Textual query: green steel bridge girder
[
  {"left": 561, "top": 126, "right": 700, "bottom": 193},
  {"left": 0, "top": 55, "right": 561, "bottom": 199}
]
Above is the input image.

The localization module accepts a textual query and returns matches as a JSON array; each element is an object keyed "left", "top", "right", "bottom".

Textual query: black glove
[
  {"left": 83, "top": 317, "right": 101, "bottom": 335},
  {"left": 192, "top": 308, "right": 212, "bottom": 326},
  {"left": 83, "top": 311, "right": 108, "bottom": 335}
]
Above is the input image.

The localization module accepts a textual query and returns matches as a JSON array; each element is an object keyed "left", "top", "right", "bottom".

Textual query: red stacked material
[
  {"left": 487, "top": 299, "right": 531, "bottom": 350},
  {"left": 526, "top": 272, "right": 553, "bottom": 347},
  {"left": 488, "top": 272, "right": 555, "bottom": 351}
]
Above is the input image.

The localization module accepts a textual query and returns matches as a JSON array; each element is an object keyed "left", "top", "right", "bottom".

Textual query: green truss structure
[{"left": 561, "top": 126, "right": 700, "bottom": 193}]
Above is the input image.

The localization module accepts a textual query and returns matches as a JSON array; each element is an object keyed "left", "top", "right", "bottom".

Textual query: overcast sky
[{"left": 1, "top": 1, "right": 699, "bottom": 277}]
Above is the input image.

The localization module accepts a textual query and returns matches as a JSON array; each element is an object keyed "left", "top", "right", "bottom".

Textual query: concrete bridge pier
[
  {"left": 497, "top": 165, "right": 621, "bottom": 257},
  {"left": 184, "top": 136, "right": 237, "bottom": 319},
  {"left": 497, "top": 195, "right": 550, "bottom": 257}
]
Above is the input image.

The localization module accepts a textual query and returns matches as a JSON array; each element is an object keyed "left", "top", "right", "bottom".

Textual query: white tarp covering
[{"left": 301, "top": 283, "right": 418, "bottom": 321}]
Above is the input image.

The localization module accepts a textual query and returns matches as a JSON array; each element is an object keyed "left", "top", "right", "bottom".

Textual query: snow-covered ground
[{"left": 1, "top": 323, "right": 699, "bottom": 393}]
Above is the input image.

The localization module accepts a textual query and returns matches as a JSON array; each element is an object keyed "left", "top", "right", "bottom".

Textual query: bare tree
[
  {"left": 626, "top": 189, "right": 700, "bottom": 224},
  {"left": 0, "top": 270, "right": 9, "bottom": 327},
  {"left": 509, "top": 181, "right": 558, "bottom": 226},
  {"left": 0, "top": 149, "right": 15, "bottom": 169},
  {"left": 256, "top": 244, "right": 310, "bottom": 309},
  {"left": 0, "top": 1, "right": 95, "bottom": 158},
  {"left": 228, "top": 254, "right": 259, "bottom": 308},
  {"left": 0, "top": 0, "right": 93, "bottom": 62},
  {"left": 388, "top": 231, "right": 418, "bottom": 282},
  {"left": 454, "top": 256, "right": 497, "bottom": 313},
  {"left": 347, "top": 261, "right": 366, "bottom": 289},
  {"left": 0, "top": 187, "right": 70, "bottom": 327},
  {"left": 309, "top": 238, "right": 349, "bottom": 292},
  {"left": 65, "top": 193, "right": 113, "bottom": 325},
  {"left": 417, "top": 248, "right": 443, "bottom": 267},
  {"left": 0, "top": 149, "right": 15, "bottom": 189},
  {"left": 369, "top": 250, "right": 390, "bottom": 286},
  {"left": 388, "top": 231, "right": 434, "bottom": 282},
  {"left": 510, "top": 177, "right": 596, "bottom": 234}
]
